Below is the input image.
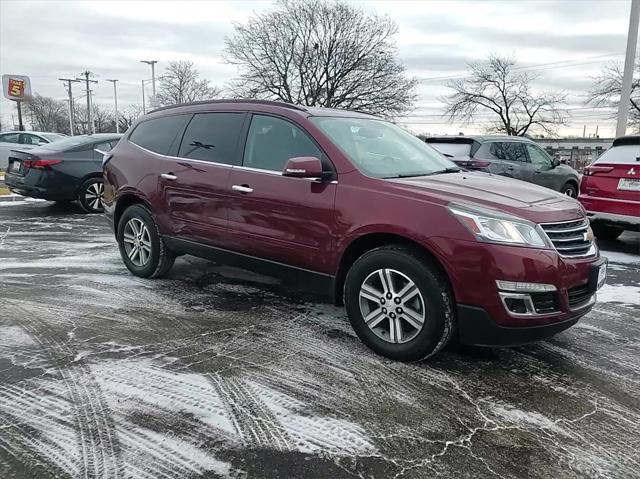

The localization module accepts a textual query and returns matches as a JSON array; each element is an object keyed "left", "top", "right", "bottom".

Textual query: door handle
[
  {"left": 232, "top": 184, "right": 253, "bottom": 194},
  {"left": 161, "top": 173, "right": 177, "bottom": 181},
  {"left": 506, "top": 166, "right": 515, "bottom": 170}
]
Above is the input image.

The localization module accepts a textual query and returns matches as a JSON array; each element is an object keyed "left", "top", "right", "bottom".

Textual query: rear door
[
  {"left": 226, "top": 113, "right": 337, "bottom": 273},
  {"left": 157, "top": 111, "right": 246, "bottom": 248},
  {"left": 483, "top": 141, "right": 532, "bottom": 181},
  {"left": 582, "top": 144, "right": 640, "bottom": 214}
]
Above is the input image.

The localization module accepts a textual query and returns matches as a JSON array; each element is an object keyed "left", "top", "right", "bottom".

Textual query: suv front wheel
[
  {"left": 117, "top": 204, "right": 175, "bottom": 278},
  {"left": 344, "top": 245, "right": 454, "bottom": 361}
]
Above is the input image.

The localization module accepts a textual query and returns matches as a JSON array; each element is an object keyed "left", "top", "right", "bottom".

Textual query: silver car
[{"left": 0, "top": 131, "right": 67, "bottom": 170}]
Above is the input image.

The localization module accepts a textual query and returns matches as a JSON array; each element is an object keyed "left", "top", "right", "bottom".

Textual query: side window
[
  {"left": 243, "top": 115, "right": 323, "bottom": 172},
  {"left": 178, "top": 113, "right": 244, "bottom": 165},
  {"left": 526, "top": 144, "right": 552, "bottom": 169},
  {"left": 0, "top": 133, "right": 20, "bottom": 143},
  {"left": 490, "top": 142, "right": 526, "bottom": 162},
  {"left": 20, "top": 134, "right": 43, "bottom": 145},
  {"left": 129, "top": 114, "right": 190, "bottom": 155}
]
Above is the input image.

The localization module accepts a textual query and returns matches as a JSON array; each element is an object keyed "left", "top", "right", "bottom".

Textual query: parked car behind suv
[
  {"left": 579, "top": 136, "right": 640, "bottom": 240},
  {"left": 103, "top": 100, "right": 606, "bottom": 361},
  {"left": 425, "top": 136, "right": 581, "bottom": 197},
  {"left": 0, "top": 131, "right": 67, "bottom": 170},
  {"left": 5, "top": 133, "right": 121, "bottom": 212}
]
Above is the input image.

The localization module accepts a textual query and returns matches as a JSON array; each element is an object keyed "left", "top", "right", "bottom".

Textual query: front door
[
  {"left": 525, "top": 143, "right": 559, "bottom": 190},
  {"left": 158, "top": 112, "right": 246, "bottom": 248},
  {"left": 227, "top": 114, "right": 337, "bottom": 274}
]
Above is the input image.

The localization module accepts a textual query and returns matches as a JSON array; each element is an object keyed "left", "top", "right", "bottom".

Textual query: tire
[
  {"left": 592, "top": 223, "right": 623, "bottom": 241},
  {"left": 344, "top": 245, "right": 454, "bottom": 361},
  {"left": 561, "top": 182, "right": 578, "bottom": 198},
  {"left": 117, "top": 204, "right": 175, "bottom": 278},
  {"left": 78, "top": 177, "right": 105, "bottom": 213}
]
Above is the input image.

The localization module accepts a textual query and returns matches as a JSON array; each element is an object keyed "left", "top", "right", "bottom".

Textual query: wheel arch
[
  {"left": 113, "top": 192, "right": 149, "bottom": 233},
  {"left": 75, "top": 172, "right": 103, "bottom": 195},
  {"left": 333, "top": 232, "right": 454, "bottom": 306}
]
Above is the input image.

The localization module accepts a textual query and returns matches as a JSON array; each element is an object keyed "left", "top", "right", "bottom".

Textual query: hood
[{"left": 388, "top": 172, "right": 584, "bottom": 224}]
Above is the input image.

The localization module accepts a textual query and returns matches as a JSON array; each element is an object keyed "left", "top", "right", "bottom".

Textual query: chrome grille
[{"left": 540, "top": 218, "right": 594, "bottom": 258}]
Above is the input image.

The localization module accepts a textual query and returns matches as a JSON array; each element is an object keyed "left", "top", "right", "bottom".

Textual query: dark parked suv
[
  {"left": 103, "top": 100, "right": 607, "bottom": 361},
  {"left": 425, "top": 136, "right": 581, "bottom": 197}
]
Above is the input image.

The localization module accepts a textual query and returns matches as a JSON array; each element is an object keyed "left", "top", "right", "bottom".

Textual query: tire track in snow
[
  {"left": 4, "top": 300, "right": 124, "bottom": 479},
  {"left": 209, "top": 374, "right": 292, "bottom": 451}
]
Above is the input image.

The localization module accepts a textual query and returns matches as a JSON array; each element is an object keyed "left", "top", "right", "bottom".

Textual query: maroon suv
[{"left": 103, "top": 100, "right": 607, "bottom": 361}]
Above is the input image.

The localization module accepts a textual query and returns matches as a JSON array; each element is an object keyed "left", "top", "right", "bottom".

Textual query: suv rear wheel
[
  {"left": 344, "top": 245, "right": 454, "bottom": 361},
  {"left": 592, "top": 224, "right": 623, "bottom": 241},
  {"left": 117, "top": 204, "right": 175, "bottom": 278}
]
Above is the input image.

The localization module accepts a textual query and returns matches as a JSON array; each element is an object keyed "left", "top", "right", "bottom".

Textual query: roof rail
[{"left": 149, "top": 99, "right": 308, "bottom": 114}]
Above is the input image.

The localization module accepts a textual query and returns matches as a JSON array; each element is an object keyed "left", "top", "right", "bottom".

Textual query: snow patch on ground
[
  {"left": 490, "top": 404, "right": 567, "bottom": 435},
  {"left": 603, "top": 251, "right": 640, "bottom": 266},
  {"left": 597, "top": 284, "right": 640, "bottom": 306}
]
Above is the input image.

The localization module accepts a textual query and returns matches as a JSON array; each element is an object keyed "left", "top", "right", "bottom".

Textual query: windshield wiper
[{"left": 425, "top": 167, "right": 461, "bottom": 176}]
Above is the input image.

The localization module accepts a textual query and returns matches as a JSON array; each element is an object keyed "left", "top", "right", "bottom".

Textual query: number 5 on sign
[{"left": 2, "top": 74, "right": 31, "bottom": 100}]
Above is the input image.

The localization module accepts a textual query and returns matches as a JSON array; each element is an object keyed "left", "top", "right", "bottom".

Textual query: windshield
[
  {"left": 310, "top": 117, "right": 458, "bottom": 178},
  {"left": 41, "top": 133, "right": 67, "bottom": 142}
]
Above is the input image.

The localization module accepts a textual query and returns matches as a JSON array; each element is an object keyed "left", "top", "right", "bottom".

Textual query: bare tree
[
  {"left": 73, "top": 103, "right": 116, "bottom": 134},
  {"left": 156, "top": 61, "right": 221, "bottom": 106},
  {"left": 23, "top": 94, "right": 69, "bottom": 133},
  {"left": 224, "top": 0, "right": 417, "bottom": 117},
  {"left": 586, "top": 61, "right": 640, "bottom": 131},
  {"left": 443, "top": 55, "right": 567, "bottom": 136},
  {"left": 118, "top": 104, "right": 144, "bottom": 132}
]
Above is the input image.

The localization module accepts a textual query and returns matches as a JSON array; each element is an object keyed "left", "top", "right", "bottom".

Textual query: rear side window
[
  {"left": 489, "top": 142, "right": 527, "bottom": 162},
  {"left": 243, "top": 115, "right": 323, "bottom": 172},
  {"left": 129, "top": 114, "right": 190, "bottom": 155},
  {"left": 427, "top": 142, "right": 471, "bottom": 158},
  {"left": 178, "top": 113, "right": 244, "bottom": 165},
  {"left": 595, "top": 145, "right": 640, "bottom": 164}
]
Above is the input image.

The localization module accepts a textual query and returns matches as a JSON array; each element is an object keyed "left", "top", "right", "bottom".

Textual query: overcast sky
[{"left": 0, "top": 0, "right": 635, "bottom": 136}]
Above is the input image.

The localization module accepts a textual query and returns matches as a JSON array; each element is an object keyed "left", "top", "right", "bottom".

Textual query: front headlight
[{"left": 449, "top": 205, "right": 549, "bottom": 248}]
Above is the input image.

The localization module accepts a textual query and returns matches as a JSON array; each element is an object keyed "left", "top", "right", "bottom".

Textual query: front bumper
[{"left": 456, "top": 304, "right": 584, "bottom": 346}]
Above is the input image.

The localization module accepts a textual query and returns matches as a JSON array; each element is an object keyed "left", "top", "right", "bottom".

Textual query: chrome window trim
[{"left": 129, "top": 142, "right": 338, "bottom": 183}]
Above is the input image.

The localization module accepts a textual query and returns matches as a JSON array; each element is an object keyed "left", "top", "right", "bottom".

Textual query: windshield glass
[{"left": 310, "top": 117, "right": 457, "bottom": 178}]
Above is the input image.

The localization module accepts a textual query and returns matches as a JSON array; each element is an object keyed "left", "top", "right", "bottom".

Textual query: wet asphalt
[{"left": 0, "top": 201, "right": 639, "bottom": 479}]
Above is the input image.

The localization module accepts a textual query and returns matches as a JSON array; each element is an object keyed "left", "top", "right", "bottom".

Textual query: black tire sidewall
[
  {"left": 344, "top": 248, "right": 451, "bottom": 361},
  {"left": 117, "top": 205, "right": 162, "bottom": 278},
  {"left": 78, "top": 177, "right": 104, "bottom": 213},
  {"left": 562, "top": 183, "right": 577, "bottom": 198}
]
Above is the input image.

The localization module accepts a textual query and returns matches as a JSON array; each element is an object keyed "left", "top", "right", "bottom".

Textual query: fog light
[
  {"left": 496, "top": 280, "right": 556, "bottom": 292},
  {"left": 504, "top": 297, "right": 528, "bottom": 314}
]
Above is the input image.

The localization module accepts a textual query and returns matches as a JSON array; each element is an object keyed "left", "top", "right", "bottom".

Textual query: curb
[{"left": 0, "top": 195, "right": 23, "bottom": 203}]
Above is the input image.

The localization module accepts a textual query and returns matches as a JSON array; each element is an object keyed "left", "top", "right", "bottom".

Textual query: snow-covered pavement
[{"left": 1, "top": 202, "right": 639, "bottom": 479}]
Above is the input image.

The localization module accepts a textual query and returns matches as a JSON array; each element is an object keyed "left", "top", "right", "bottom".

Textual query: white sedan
[{"left": 0, "top": 131, "right": 67, "bottom": 170}]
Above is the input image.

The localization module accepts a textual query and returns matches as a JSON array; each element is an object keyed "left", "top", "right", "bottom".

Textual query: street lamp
[{"left": 140, "top": 60, "right": 158, "bottom": 98}]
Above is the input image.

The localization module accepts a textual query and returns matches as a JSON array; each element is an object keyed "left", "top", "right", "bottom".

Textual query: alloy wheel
[
  {"left": 122, "top": 218, "right": 152, "bottom": 267},
  {"left": 85, "top": 181, "right": 104, "bottom": 211},
  {"left": 358, "top": 268, "right": 426, "bottom": 344}
]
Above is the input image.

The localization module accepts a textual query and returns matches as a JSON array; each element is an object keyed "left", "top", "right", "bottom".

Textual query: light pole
[
  {"left": 106, "top": 79, "right": 119, "bottom": 133},
  {"left": 617, "top": 0, "right": 639, "bottom": 137},
  {"left": 140, "top": 60, "right": 158, "bottom": 102}
]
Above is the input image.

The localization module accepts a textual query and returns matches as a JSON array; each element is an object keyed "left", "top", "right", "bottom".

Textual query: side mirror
[
  {"left": 282, "top": 156, "right": 323, "bottom": 179},
  {"left": 551, "top": 158, "right": 560, "bottom": 168}
]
